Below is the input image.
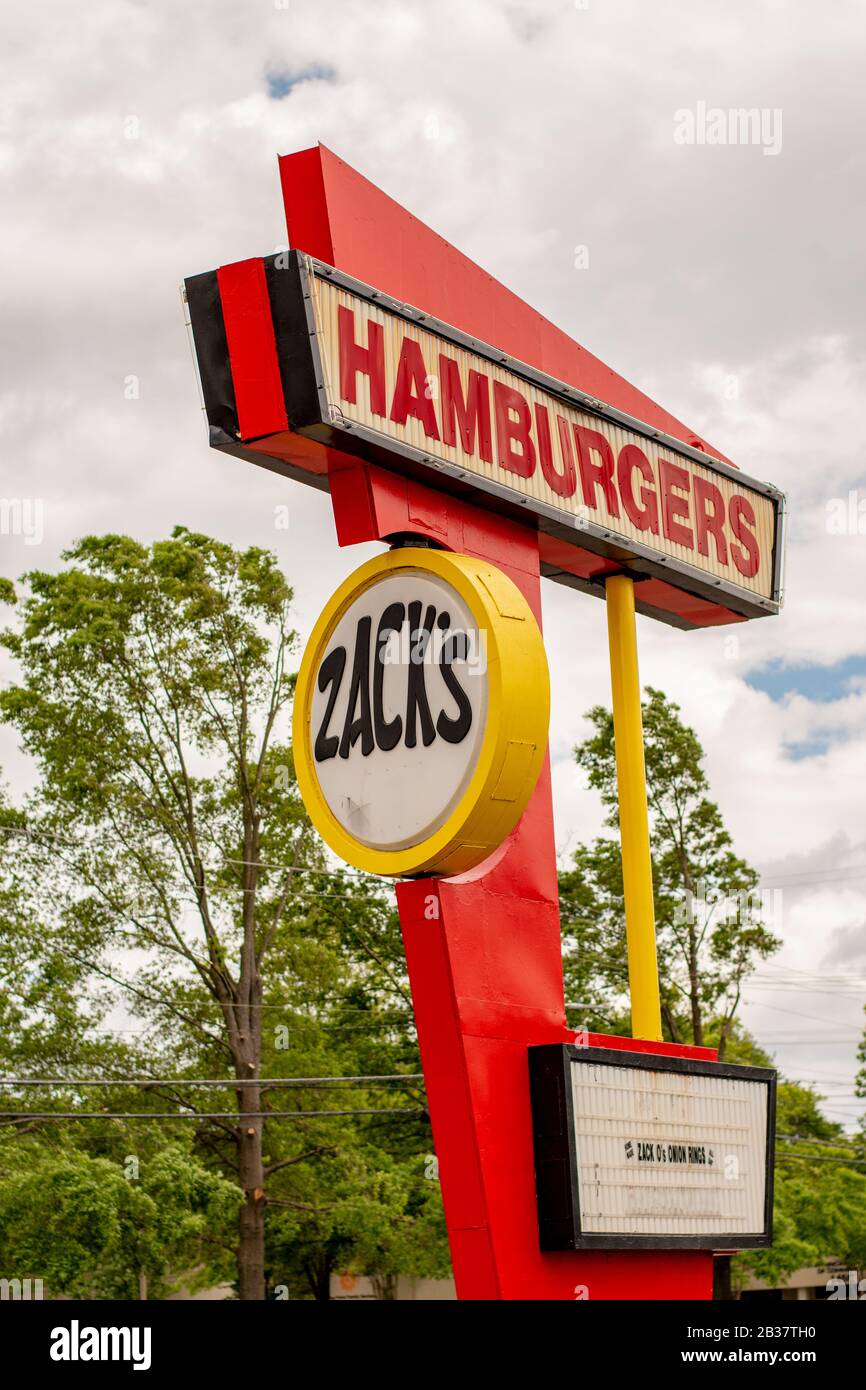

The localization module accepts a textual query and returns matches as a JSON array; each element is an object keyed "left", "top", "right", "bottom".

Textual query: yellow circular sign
[{"left": 293, "top": 548, "right": 550, "bottom": 877}]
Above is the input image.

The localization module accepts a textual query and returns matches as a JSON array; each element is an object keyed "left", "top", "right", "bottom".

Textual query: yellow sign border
[{"left": 292, "top": 548, "right": 550, "bottom": 876}]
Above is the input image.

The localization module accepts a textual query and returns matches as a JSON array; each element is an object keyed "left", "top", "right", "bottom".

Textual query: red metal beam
[{"left": 279, "top": 144, "right": 730, "bottom": 466}]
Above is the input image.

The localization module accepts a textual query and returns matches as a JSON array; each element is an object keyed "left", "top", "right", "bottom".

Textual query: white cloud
[{"left": 1, "top": 0, "right": 865, "bottom": 1116}]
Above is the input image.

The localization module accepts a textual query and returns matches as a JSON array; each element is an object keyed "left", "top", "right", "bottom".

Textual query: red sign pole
[
  {"left": 279, "top": 147, "right": 717, "bottom": 1298},
  {"left": 326, "top": 457, "right": 713, "bottom": 1299}
]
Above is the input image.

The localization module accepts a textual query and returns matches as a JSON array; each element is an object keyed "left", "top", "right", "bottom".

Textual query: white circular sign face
[{"left": 309, "top": 569, "right": 488, "bottom": 852}]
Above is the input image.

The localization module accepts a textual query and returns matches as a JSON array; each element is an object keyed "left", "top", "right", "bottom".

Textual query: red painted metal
[
  {"left": 272, "top": 144, "right": 742, "bottom": 631},
  {"left": 216, "top": 260, "right": 287, "bottom": 440},
  {"left": 330, "top": 462, "right": 715, "bottom": 1299},
  {"left": 278, "top": 150, "right": 720, "bottom": 1298},
  {"left": 278, "top": 144, "right": 730, "bottom": 467}
]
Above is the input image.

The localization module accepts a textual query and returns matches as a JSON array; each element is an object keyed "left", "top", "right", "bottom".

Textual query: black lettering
[
  {"left": 374, "top": 602, "right": 405, "bottom": 751},
  {"left": 314, "top": 646, "right": 346, "bottom": 762},
  {"left": 405, "top": 601, "right": 436, "bottom": 749},
  {"left": 435, "top": 610, "right": 473, "bottom": 744},
  {"left": 339, "top": 616, "right": 375, "bottom": 759}
]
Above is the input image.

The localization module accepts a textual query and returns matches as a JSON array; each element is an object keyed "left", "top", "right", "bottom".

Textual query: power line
[
  {"left": 778, "top": 1134, "right": 865, "bottom": 1152},
  {"left": 0, "top": 1075, "right": 423, "bottom": 1088},
  {"left": 223, "top": 855, "right": 391, "bottom": 883},
  {"left": 0, "top": 1109, "right": 426, "bottom": 1121},
  {"left": 756, "top": 864, "right": 866, "bottom": 886},
  {"left": 749, "top": 987, "right": 866, "bottom": 1001},
  {"left": 0, "top": 824, "right": 393, "bottom": 886},
  {"left": 79, "top": 1019, "right": 417, "bottom": 1036},
  {"left": 741, "top": 998, "right": 865, "bottom": 1030},
  {"left": 12, "top": 816, "right": 866, "bottom": 897},
  {"left": 775, "top": 1153, "right": 866, "bottom": 1167},
  {"left": 11, "top": 822, "right": 866, "bottom": 896},
  {"left": 758, "top": 961, "right": 866, "bottom": 979}
]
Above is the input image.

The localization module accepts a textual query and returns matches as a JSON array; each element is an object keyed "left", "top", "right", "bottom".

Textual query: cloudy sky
[{"left": 2, "top": 0, "right": 865, "bottom": 1125}]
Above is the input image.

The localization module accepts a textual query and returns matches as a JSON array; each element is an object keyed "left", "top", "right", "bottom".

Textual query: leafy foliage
[
  {"left": 0, "top": 530, "right": 449, "bottom": 1299},
  {"left": 560, "top": 688, "right": 779, "bottom": 1053},
  {"left": 0, "top": 1138, "right": 240, "bottom": 1298}
]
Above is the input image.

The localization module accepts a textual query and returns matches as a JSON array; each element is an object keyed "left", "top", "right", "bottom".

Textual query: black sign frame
[{"left": 528, "top": 1043, "right": 776, "bottom": 1251}]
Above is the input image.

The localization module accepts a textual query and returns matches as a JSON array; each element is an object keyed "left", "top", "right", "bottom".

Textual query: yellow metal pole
[{"left": 605, "top": 575, "right": 663, "bottom": 1041}]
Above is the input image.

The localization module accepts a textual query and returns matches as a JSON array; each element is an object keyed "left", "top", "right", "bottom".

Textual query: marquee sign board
[
  {"left": 185, "top": 251, "right": 786, "bottom": 627},
  {"left": 529, "top": 1045, "right": 775, "bottom": 1250},
  {"left": 292, "top": 547, "right": 550, "bottom": 876}
]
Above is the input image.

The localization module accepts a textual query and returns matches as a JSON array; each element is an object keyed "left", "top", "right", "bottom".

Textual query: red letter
[
  {"left": 439, "top": 355, "right": 492, "bottom": 461},
  {"left": 390, "top": 337, "right": 439, "bottom": 439},
  {"left": 573, "top": 424, "right": 619, "bottom": 517},
  {"left": 493, "top": 381, "right": 536, "bottom": 478},
  {"left": 535, "top": 406, "right": 576, "bottom": 497},
  {"left": 618, "top": 444, "right": 659, "bottom": 533},
  {"left": 729, "top": 494, "right": 760, "bottom": 578},
  {"left": 658, "top": 458, "right": 694, "bottom": 549},
  {"left": 694, "top": 476, "right": 728, "bottom": 565},
  {"left": 339, "top": 305, "right": 386, "bottom": 417}
]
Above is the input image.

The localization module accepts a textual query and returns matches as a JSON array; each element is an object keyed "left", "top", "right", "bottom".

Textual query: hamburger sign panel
[
  {"left": 313, "top": 276, "right": 776, "bottom": 603},
  {"left": 293, "top": 549, "right": 550, "bottom": 877},
  {"left": 184, "top": 252, "right": 785, "bottom": 627}
]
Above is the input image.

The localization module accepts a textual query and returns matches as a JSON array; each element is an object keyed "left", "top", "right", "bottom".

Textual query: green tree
[
  {"left": 0, "top": 785, "right": 120, "bottom": 1081},
  {"left": 0, "top": 530, "right": 448, "bottom": 1300},
  {"left": 266, "top": 1148, "right": 449, "bottom": 1300},
  {"left": 560, "top": 687, "right": 779, "bottom": 1054},
  {"left": 0, "top": 1138, "right": 241, "bottom": 1298},
  {"left": 856, "top": 1006, "right": 866, "bottom": 1129},
  {"left": 0, "top": 528, "right": 336, "bottom": 1297},
  {"left": 725, "top": 1030, "right": 866, "bottom": 1292}
]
